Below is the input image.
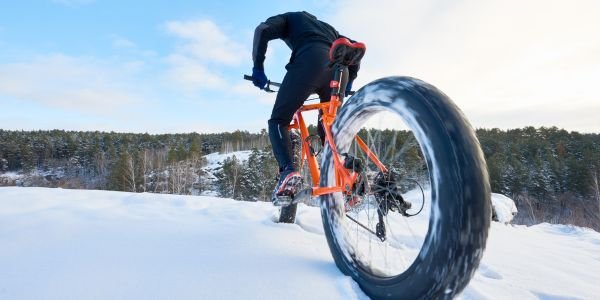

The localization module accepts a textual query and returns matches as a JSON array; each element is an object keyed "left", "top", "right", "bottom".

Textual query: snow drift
[
  {"left": 491, "top": 193, "right": 518, "bottom": 224},
  {"left": 0, "top": 187, "right": 598, "bottom": 299}
]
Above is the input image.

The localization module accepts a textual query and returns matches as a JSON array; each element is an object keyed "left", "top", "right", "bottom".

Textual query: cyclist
[{"left": 250, "top": 11, "right": 360, "bottom": 204}]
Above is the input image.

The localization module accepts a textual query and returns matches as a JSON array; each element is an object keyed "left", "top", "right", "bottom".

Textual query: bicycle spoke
[
  {"left": 346, "top": 214, "right": 384, "bottom": 242},
  {"left": 337, "top": 110, "right": 430, "bottom": 277}
]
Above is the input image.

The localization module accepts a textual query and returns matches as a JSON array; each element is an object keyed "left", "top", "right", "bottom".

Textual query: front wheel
[{"left": 320, "top": 76, "right": 491, "bottom": 299}]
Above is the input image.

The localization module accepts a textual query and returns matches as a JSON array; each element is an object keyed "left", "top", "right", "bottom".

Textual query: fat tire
[{"left": 320, "top": 76, "right": 491, "bottom": 299}]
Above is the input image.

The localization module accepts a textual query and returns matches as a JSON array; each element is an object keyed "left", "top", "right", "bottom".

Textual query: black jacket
[{"left": 252, "top": 11, "right": 359, "bottom": 80}]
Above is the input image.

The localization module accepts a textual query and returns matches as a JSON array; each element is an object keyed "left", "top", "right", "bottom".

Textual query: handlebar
[
  {"left": 243, "top": 75, "right": 355, "bottom": 95},
  {"left": 243, "top": 75, "right": 281, "bottom": 93}
]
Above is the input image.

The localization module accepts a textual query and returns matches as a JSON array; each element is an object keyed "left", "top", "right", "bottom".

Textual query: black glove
[{"left": 252, "top": 67, "right": 268, "bottom": 89}]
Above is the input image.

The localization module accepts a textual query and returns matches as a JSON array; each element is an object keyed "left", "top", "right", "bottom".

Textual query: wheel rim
[{"left": 324, "top": 104, "right": 437, "bottom": 278}]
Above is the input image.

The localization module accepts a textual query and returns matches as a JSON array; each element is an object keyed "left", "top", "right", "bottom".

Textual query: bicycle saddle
[{"left": 329, "top": 38, "right": 366, "bottom": 66}]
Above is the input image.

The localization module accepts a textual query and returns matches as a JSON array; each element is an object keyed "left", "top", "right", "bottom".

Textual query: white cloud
[
  {"left": 0, "top": 54, "right": 142, "bottom": 115},
  {"left": 163, "top": 19, "right": 248, "bottom": 93},
  {"left": 231, "top": 82, "right": 276, "bottom": 105},
  {"left": 165, "top": 20, "right": 246, "bottom": 66},
  {"left": 164, "top": 54, "right": 226, "bottom": 91},
  {"left": 111, "top": 36, "right": 136, "bottom": 49},
  {"left": 329, "top": 0, "right": 600, "bottom": 132}
]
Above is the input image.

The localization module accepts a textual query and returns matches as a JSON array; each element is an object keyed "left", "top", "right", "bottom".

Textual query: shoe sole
[
  {"left": 273, "top": 175, "right": 303, "bottom": 207},
  {"left": 275, "top": 174, "right": 302, "bottom": 195}
]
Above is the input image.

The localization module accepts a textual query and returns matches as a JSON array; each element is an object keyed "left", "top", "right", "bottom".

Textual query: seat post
[
  {"left": 330, "top": 63, "right": 349, "bottom": 99},
  {"left": 325, "top": 63, "right": 348, "bottom": 118}
]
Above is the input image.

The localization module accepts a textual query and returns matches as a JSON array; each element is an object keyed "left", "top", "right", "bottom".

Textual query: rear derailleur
[
  {"left": 373, "top": 170, "right": 412, "bottom": 217},
  {"left": 341, "top": 156, "right": 413, "bottom": 242},
  {"left": 371, "top": 170, "right": 413, "bottom": 241}
]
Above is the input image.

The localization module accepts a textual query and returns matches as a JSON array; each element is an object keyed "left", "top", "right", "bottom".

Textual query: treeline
[
  {"left": 0, "top": 129, "right": 269, "bottom": 192},
  {"left": 477, "top": 127, "right": 599, "bottom": 229},
  {"left": 1, "top": 127, "right": 599, "bottom": 230}
]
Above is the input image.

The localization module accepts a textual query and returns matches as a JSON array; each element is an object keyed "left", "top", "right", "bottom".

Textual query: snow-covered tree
[
  {"left": 216, "top": 155, "right": 243, "bottom": 199},
  {"left": 240, "top": 148, "right": 278, "bottom": 201}
]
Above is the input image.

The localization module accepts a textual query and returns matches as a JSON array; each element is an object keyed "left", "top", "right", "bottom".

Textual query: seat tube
[
  {"left": 330, "top": 65, "right": 345, "bottom": 97},
  {"left": 328, "top": 65, "right": 347, "bottom": 116}
]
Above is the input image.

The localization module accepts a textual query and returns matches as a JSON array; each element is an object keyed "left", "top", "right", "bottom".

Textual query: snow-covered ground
[
  {"left": 0, "top": 187, "right": 598, "bottom": 299},
  {"left": 203, "top": 151, "right": 252, "bottom": 170}
]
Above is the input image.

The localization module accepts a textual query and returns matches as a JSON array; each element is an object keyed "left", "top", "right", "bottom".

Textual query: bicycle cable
[{"left": 403, "top": 178, "right": 426, "bottom": 217}]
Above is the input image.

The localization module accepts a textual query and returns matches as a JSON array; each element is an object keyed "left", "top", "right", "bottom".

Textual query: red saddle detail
[{"left": 329, "top": 38, "right": 366, "bottom": 66}]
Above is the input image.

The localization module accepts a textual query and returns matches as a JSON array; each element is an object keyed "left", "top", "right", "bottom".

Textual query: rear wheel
[
  {"left": 320, "top": 76, "right": 491, "bottom": 299},
  {"left": 278, "top": 201, "right": 298, "bottom": 223}
]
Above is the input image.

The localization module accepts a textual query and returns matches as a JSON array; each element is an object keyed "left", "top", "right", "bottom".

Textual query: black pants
[{"left": 268, "top": 46, "right": 347, "bottom": 172}]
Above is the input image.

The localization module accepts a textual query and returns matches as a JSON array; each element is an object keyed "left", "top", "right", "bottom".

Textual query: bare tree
[
  {"left": 126, "top": 154, "right": 136, "bottom": 192},
  {"left": 230, "top": 159, "right": 240, "bottom": 198},
  {"left": 592, "top": 169, "right": 600, "bottom": 223},
  {"left": 141, "top": 149, "right": 151, "bottom": 192}
]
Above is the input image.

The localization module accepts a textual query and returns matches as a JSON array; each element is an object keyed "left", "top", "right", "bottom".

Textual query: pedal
[
  {"left": 274, "top": 188, "right": 313, "bottom": 207},
  {"left": 273, "top": 195, "right": 293, "bottom": 207}
]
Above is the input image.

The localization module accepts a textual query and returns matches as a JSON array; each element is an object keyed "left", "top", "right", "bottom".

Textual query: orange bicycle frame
[{"left": 288, "top": 66, "right": 388, "bottom": 198}]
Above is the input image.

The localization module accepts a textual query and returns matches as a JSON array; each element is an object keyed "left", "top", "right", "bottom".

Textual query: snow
[
  {"left": 0, "top": 172, "right": 24, "bottom": 186},
  {"left": 201, "top": 150, "right": 253, "bottom": 184},
  {"left": 203, "top": 150, "right": 252, "bottom": 170},
  {"left": 491, "top": 193, "right": 518, "bottom": 224},
  {"left": 1, "top": 187, "right": 599, "bottom": 299},
  {"left": 0, "top": 172, "right": 23, "bottom": 180}
]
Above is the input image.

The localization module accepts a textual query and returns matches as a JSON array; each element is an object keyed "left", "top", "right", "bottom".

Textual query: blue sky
[
  {"left": 0, "top": 0, "right": 330, "bottom": 133},
  {"left": 1, "top": 0, "right": 599, "bottom": 133}
]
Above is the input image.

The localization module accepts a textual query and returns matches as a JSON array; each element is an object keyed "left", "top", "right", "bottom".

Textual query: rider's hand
[
  {"left": 345, "top": 80, "right": 353, "bottom": 95},
  {"left": 252, "top": 67, "right": 268, "bottom": 89}
]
